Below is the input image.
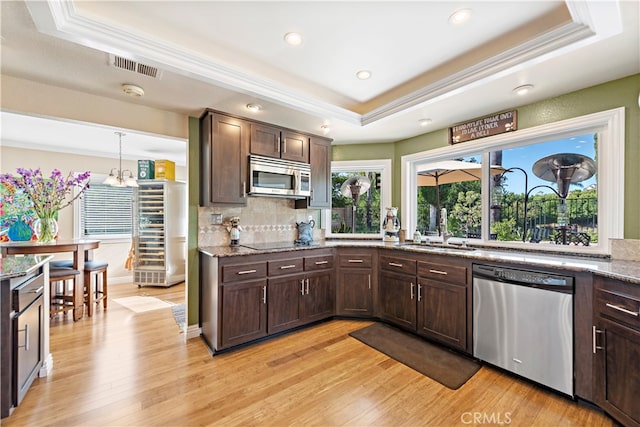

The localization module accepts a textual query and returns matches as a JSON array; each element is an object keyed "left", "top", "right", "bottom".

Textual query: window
[
  {"left": 76, "top": 180, "right": 133, "bottom": 239},
  {"left": 402, "top": 108, "right": 624, "bottom": 255},
  {"left": 323, "top": 159, "right": 392, "bottom": 238}
]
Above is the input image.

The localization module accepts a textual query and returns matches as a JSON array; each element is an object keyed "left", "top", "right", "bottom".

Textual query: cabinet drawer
[
  {"left": 305, "top": 254, "right": 334, "bottom": 271},
  {"left": 339, "top": 254, "right": 373, "bottom": 268},
  {"left": 222, "top": 262, "right": 267, "bottom": 282},
  {"left": 596, "top": 289, "right": 640, "bottom": 330},
  {"left": 268, "top": 258, "right": 304, "bottom": 276},
  {"left": 418, "top": 261, "right": 467, "bottom": 285},
  {"left": 380, "top": 255, "right": 416, "bottom": 275}
]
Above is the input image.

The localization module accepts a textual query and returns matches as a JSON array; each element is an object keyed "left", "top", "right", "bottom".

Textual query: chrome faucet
[{"left": 442, "top": 232, "right": 453, "bottom": 245}]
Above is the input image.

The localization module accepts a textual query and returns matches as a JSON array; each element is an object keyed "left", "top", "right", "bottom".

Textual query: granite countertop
[
  {"left": 0, "top": 254, "right": 53, "bottom": 280},
  {"left": 198, "top": 240, "right": 640, "bottom": 285}
]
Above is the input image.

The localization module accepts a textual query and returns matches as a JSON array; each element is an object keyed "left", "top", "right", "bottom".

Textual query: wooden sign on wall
[{"left": 449, "top": 110, "right": 517, "bottom": 144}]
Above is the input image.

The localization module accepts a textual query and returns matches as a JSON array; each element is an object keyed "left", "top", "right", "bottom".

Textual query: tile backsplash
[{"left": 198, "top": 197, "right": 323, "bottom": 247}]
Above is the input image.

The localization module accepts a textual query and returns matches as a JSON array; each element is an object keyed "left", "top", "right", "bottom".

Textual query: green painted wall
[
  {"left": 335, "top": 74, "right": 640, "bottom": 239},
  {"left": 187, "top": 116, "right": 200, "bottom": 326}
]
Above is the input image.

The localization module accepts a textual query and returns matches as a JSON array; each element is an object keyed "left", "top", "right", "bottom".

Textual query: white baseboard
[
  {"left": 39, "top": 353, "right": 53, "bottom": 377},
  {"left": 185, "top": 324, "right": 201, "bottom": 341}
]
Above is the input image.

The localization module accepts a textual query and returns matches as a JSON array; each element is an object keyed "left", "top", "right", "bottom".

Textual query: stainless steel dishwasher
[{"left": 472, "top": 264, "right": 574, "bottom": 396}]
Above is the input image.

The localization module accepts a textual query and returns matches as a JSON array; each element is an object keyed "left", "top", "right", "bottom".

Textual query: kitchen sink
[{"left": 397, "top": 242, "right": 477, "bottom": 251}]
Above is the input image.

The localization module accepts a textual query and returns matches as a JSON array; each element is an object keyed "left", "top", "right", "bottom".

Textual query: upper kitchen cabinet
[
  {"left": 200, "top": 110, "right": 249, "bottom": 206},
  {"left": 295, "top": 136, "right": 332, "bottom": 209},
  {"left": 250, "top": 123, "right": 309, "bottom": 163}
]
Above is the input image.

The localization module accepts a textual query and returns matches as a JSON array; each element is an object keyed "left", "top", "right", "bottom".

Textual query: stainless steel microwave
[{"left": 248, "top": 155, "right": 311, "bottom": 199}]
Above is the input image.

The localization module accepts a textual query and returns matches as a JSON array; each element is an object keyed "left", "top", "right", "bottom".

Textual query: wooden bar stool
[
  {"left": 84, "top": 260, "right": 109, "bottom": 316},
  {"left": 49, "top": 267, "right": 81, "bottom": 318}
]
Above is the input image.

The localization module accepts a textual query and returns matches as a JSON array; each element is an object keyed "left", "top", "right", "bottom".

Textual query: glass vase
[{"left": 33, "top": 216, "right": 58, "bottom": 243}]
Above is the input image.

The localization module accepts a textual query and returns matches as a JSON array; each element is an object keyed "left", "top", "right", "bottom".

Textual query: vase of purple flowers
[{"left": 0, "top": 168, "right": 90, "bottom": 243}]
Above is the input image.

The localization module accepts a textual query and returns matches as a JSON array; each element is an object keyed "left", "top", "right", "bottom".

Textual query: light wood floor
[{"left": 4, "top": 282, "right": 614, "bottom": 427}]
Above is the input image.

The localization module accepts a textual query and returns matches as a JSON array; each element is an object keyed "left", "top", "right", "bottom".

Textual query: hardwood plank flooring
[{"left": 4, "top": 282, "right": 614, "bottom": 426}]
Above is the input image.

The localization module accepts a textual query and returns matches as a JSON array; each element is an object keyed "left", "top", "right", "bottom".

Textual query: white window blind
[{"left": 81, "top": 183, "right": 133, "bottom": 236}]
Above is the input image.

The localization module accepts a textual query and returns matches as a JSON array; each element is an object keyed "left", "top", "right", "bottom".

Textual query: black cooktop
[{"left": 241, "top": 241, "right": 319, "bottom": 250}]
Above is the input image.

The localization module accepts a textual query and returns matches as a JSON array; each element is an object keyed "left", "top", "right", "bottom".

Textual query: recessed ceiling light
[
  {"left": 356, "top": 70, "right": 372, "bottom": 80},
  {"left": 418, "top": 118, "right": 433, "bottom": 127},
  {"left": 246, "top": 103, "right": 263, "bottom": 112},
  {"left": 513, "top": 84, "right": 534, "bottom": 96},
  {"left": 449, "top": 8, "right": 472, "bottom": 25},
  {"left": 320, "top": 125, "right": 331, "bottom": 134},
  {"left": 122, "top": 83, "right": 144, "bottom": 97},
  {"left": 284, "top": 32, "right": 303, "bottom": 46}
]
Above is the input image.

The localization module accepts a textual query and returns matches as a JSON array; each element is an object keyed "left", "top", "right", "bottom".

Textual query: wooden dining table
[{"left": 0, "top": 239, "right": 100, "bottom": 320}]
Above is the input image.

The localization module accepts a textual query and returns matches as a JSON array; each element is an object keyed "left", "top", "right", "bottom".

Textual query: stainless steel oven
[{"left": 248, "top": 155, "right": 310, "bottom": 199}]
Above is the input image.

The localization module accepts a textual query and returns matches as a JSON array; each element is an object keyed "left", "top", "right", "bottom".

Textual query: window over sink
[{"left": 402, "top": 108, "right": 624, "bottom": 255}]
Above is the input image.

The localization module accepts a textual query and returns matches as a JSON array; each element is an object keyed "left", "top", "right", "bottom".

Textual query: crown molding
[{"left": 25, "top": 1, "right": 623, "bottom": 128}]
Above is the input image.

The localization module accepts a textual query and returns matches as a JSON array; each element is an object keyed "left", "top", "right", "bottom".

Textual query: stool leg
[
  {"left": 101, "top": 270, "right": 108, "bottom": 309},
  {"left": 85, "top": 271, "right": 94, "bottom": 317}
]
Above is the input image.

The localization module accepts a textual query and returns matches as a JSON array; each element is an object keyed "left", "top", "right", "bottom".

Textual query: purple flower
[{"left": 0, "top": 168, "right": 91, "bottom": 218}]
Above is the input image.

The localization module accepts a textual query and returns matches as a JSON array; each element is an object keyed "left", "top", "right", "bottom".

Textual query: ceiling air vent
[{"left": 109, "top": 54, "right": 162, "bottom": 79}]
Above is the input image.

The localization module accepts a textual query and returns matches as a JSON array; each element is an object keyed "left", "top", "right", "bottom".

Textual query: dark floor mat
[{"left": 349, "top": 322, "right": 480, "bottom": 390}]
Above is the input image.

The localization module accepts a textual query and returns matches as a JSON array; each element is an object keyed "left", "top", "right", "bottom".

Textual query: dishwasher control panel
[{"left": 473, "top": 264, "right": 574, "bottom": 288}]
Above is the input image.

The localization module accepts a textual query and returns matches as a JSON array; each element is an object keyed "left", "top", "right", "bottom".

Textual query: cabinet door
[
  {"left": 281, "top": 130, "right": 309, "bottom": 163},
  {"left": 303, "top": 270, "right": 335, "bottom": 323},
  {"left": 417, "top": 280, "right": 466, "bottom": 351},
  {"left": 594, "top": 317, "right": 640, "bottom": 427},
  {"left": 379, "top": 271, "right": 416, "bottom": 330},
  {"left": 200, "top": 113, "right": 249, "bottom": 205},
  {"left": 250, "top": 123, "right": 281, "bottom": 158},
  {"left": 307, "top": 137, "right": 331, "bottom": 208},
  {"left": 220, "top": 279, "right": 267, "bottom": 349},
  {"left": 268, "top": 275, "right": 304, "bottom": 334},
  {"left": 337, "top": 269, "right": 373, "bottom": 316}
]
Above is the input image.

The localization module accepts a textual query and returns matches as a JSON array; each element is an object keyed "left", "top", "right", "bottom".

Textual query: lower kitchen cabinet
[
  {"left": 594, "top": 276, "right": 640, "bottom": 427},
  {"left": 379, "top": 270, "right": 417, "bottom": 329},
  {"left": 304, "top": 270, "right": 335, "bottom": 322},
  {"left": 417, "top": 260, "right": 468, "bottom": 351},
  {"left": 1, "top": 264, "right": 46, "bottom": 419},
  {"left": 220, "top": 279, "right": 268, "bottom": 348},
  {"left": 378, "top": 252, "right": 470, "bottom": 353},
  {"left": 201, "top": 249, "right": 335, "bottom": 352},
  {"left": 268, "top": 275, "right": 305, "bottom": 334},
  {"left": 336, "top": 249, "right": 376, "bottom": 317},
  {"left": 268, "top": 256, "right": 335, "bottom": 334}
]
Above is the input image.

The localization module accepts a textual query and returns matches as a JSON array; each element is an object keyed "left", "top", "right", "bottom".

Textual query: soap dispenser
[{"left": 413, "top": 230, "right": 422, "bottom": 244}]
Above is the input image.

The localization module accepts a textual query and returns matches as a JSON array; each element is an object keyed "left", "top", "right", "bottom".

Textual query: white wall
[{"left": 1, "top": 145, "right": 187, "bottom": 283}]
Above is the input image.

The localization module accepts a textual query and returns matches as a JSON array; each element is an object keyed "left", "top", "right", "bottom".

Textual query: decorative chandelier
[{"left": 103, "top": 131, "right": 138, "bottom": 187}]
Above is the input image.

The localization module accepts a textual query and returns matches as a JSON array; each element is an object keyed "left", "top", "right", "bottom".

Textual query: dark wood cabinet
[
  {"left": 200, "top": 110, "right": 249, "bottom": 206},
  {"left": 594, "top": 276, "right": 640, "bottom": 427},
  {"left": 1, "top": 265, "right": 46, "bottom": 419},
  {"left": 416, "top": 261, "right": 467, "bottom": 351},
  {"left": 304, "top": 270, "right": 335, "bottom": 322},
  {"left": 378, "top": 252, "right": 470, "bottom": 353},
  {"left": 268, "top": 252, "right": 335, "bottom": 333},
  {"left": 336, "top": 249, "right": 376, "bottom": 317},
  {"left": 250, "top": 123, "right": 309, "bottom": 163},
  {"left": 202, "top": 249, "right": 334, "bottom": 352},
  {"left": 268, "top": 275, "right": 305, "bottom": 334},
  {"left": 220, "top": 279, "right": 268, "bottom": 348},
  {"left": 295, "top": 136, "right": 332, "bottom": 209},
  {"left": 379, "top": 270, "right": 417, "bottom": 330}
]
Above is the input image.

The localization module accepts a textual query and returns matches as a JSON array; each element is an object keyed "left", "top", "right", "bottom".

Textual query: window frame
[
  {"left": 323, "top": 159, "right": 392, "bottom": 239},
  {"left": 73, "top": 173, "right": 133, "bottom": 242},
  {"left": 401, "top": 107, "right": 625, "bottom": 255}
]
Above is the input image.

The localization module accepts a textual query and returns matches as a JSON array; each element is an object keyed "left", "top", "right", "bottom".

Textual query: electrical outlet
[{"left": 210, "top": 213, "right": 222, "bottom": 225}]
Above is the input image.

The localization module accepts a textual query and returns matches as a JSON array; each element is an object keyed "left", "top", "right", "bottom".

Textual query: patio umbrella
[{"left": 417, "top": 160, "right": 504, "bottom": 235}]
